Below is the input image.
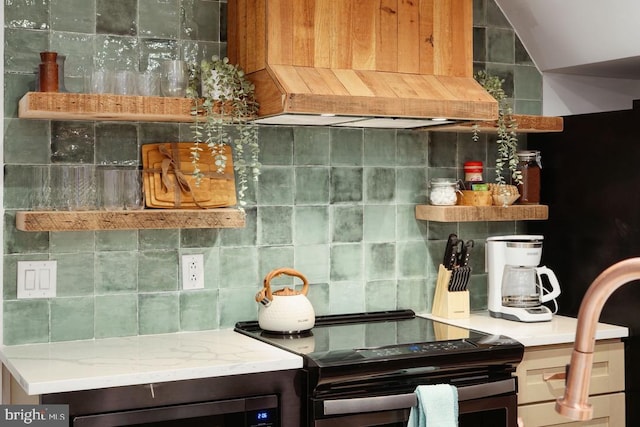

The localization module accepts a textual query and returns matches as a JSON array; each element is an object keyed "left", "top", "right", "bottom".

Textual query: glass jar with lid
[
  {"left": 516, "top": 150, "right": 541, "bottom": 204},
  {"left": 429, "top": 178, "right": 459, "bottom": 206}
]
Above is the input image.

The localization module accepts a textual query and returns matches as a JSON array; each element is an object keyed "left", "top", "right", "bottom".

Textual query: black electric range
[{"left": 236, "top": 310, "right": 524, "bottom": 427}]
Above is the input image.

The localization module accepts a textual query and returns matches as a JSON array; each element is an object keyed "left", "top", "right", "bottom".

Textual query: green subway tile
[
  {"left": 138, "top": 250, "right": 179, "bottom": 292},
  {"left": 94, "top": 35, "right": 139, "bottom": 70},
  {"left": 365, "top": 167, "right": 395, "bottom": 203},
  {"left": 51, "top": 32, "right": 96, "bottom": 93},
  {"left": 365, "top": 280, "right": 398, "bottom": 312},
  {"left": 180, "top": 228, "right": 220, "bottom": 248},
  {"left": 95, "top": 123, "right": 139, "bottom": 164},
  {"left": 396, "top": 167, "right": 428, "bottom": 204},
  {"left": 50, "top": 297, "right": 95, "bottom": 342},
  {"left": 331, "top": 205, "right": 363, "bottom": 243},
  {"left": 515, "top": 99, "right": 542, "bottom": 115},
  {"left": 258, "top": 206, "right": 293, "bottom": 245},
  {"left": 4, "top": 73, "right": 36, "bottom": 118},
  {"left": 218, "top": 287, "right": 258, "bottom": 328},
  {"left": 219, "top": 246, "right": 259, "bottom": 287},
  {"left": 95, "top": 293, "right": 139, "bottom": 338},
  {"left": 259, "top": 126, "right": 294, "bottom": 165},
  {"left": 180, "top": 0, "right": 219, "bottom": 42},
  {"left": 330, "top": 243, "right": 363, "bottom": 281},
  {"left": 397, "top": 130, "right": 427, "bottom": 166},
  {"left": 458, "top": 131, "right": 488, "bottom": 165},
  {"left": 486, "top": 0, "right": 510, "bottom": 27},
  {"left": 329, "top": 281, "right": 364, "bottom": 313},
  {"left": 96, "top": 0, "right": 137, "bottom": 36},
  {"left": 96, "top": 230, "right": 138, "bottom": 251},
  {"left": 180, "top": 289, "right": 219, "bottom": 331},
  {"left": 294, "top": 127, "right": 330, "bottom": 165},
  {"left": 220, "top": 207, "right": 257, "bottom": 247},
  {"left": 515, "top": 65, "right": 542, "bottom": 100},
  {"left": 139, "top": 123, "right": 180, "bottom": 144},
  {"left": 473, "top": 27, "right": 486, "bottom": 62},
  {"left": 139, "top": 229, "right": 180, "bottom": 250},
  {"left": 515, "top": 36, "right": 533, "bottom": 65},
  {"left": 363, "top": 129, "right": 397, "bottom": 166},
  {"left": 4, "top": 118, "right": 50, "bottom": 164},
  {"left": 330, "top": 167, "right": 362, "bottom": 203},
  {"left": 473, "top": 0, "right": 486, "bottom": 26},
  {"left": 398, "top": 279, "right": 429, "bottom": 313},
  {"left": 140, "top": 0, "right": 180, "bottom": 39},
  {"left": 52, "top": 252, "right": 95, "bottom": 297},
  {"left": 396, "top": 204, "right": 427, "bottom": 241},
  {"left": 294, "top": 206, "right": 329, "bottom": 245},
  {"left": 4, "top": 28, "right": 49, "bottom": 73},
  {"left": 295, "top": 167, "right": 330, "bottom": 205},
  {"left": 257, "top": 167, "right": 294, "bottom": 206},
  {"left": 3, "top": 300, "right": 49, "bottom": 345},
  {"left": 428, "top": 132, "right": 457, "bottom": 168},
  {"left": 258, "top": 246, "right": 295, "bottom": 280},
  {"left": 306, "top": 282, "right": 329, "bottom": 316},
  {"left": 294, "top": 244, "right": 329, "bottom": 284},
  {"left": 365, "top": 243, "right": 396, "bottom": 281},
  {"left": 50, "top": 231, "right": 95, "bottom": 253},
  {"left": 363, "top": 205, "right": 396, "bottom": 243},
  {"left": 139, "top": 39, "right": 180, "bottom": 72},
  {"left": 488, "top": 27, "right": 515, "bottom": 64},
  {"left": 397, "top": 241, "right": 428, "bottom": 278},
  {"left": 138, "top": 292, "right": 180, "bottom": 335},
  {"left": 4, "top": 165, "right": 34, "bottom": 209},
  {"left": 330, "top": 128, "right": 363, "bottom": 166},
  {"left": 4, "top": 212, "right": 50, "bottom": 255},
  {"left": 5, "top": 0, "right": 50, "bottom": 30},
  {"left": 51, "top": 0, "right": 95, "bottom": 33},
  {"left": 95, "top": 251, "right": 138, "bottom": 293},
  {"left": 469, "top": 274, "right": 488, "bottom": 311},
  {"left": 427, "top": 221, "right": 457, "bottom": 242},
  {"left": 51, "top": 121, "right": 95, "bottom": 164}
]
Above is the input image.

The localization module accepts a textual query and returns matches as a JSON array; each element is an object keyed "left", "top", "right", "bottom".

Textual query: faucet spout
[{"left": 556, "top": 257, "right": 640, "bottom": 420}]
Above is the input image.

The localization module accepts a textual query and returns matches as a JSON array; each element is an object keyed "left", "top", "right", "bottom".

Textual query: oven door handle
[{"left": 322, "top": 378, "right": 516, "bottom": 416}]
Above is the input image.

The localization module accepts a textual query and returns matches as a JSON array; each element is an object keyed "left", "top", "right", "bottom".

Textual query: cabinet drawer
[
  {"left": 516, "top": 339, "right": 624, "bottom": 405},
  {"left": 518, "top": 392, "right": 625, "bottom": 427}
]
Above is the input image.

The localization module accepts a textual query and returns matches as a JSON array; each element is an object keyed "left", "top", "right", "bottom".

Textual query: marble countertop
[
  {"left": 0, "top": 329, "right": 302, "bottom": 396},
  {"left": 421, "top": 312, "right": 629, "bottom": 347}
]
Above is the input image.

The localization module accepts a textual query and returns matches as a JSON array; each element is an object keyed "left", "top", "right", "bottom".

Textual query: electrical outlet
[{"left": 181, "top": 254, "right": 205, "bottom": 290}]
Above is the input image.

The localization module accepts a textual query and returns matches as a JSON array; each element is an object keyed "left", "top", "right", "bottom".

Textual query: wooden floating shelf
[
  {"left": 415, "top": 204, "right": 549, "bottom": 222},
  {"left": 15, "top": 208, "right": 246, "bottom": 232},
  {"left": 19, "top": 92, "right": 195, "bottom": 122},
  {"left": 432, "top": 114, "right": 564, "bottom": 133}
]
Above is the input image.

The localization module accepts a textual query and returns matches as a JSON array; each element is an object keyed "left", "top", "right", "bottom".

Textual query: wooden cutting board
[{"left": 142, "top": 142, "right": 237, "bottom": 209}]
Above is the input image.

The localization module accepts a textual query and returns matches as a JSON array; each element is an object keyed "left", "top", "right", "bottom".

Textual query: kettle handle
[{"left": 256, "top": 268, "right": 310, "bottom": 302}]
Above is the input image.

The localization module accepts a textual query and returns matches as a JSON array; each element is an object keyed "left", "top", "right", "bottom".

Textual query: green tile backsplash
[{"left": 2, "top": 0, "right": 541, "bottom": 344}]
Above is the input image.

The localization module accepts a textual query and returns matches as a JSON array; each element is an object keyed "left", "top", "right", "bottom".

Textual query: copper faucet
[{"left": 556, "top": 257, "right": 639, "bottom": 420}]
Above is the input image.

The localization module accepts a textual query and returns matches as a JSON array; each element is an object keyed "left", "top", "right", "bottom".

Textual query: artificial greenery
[
  {"left": 187, "top": 56, "right": 260, "bottom": 209},
  {"left": 474, "top": 70, "right": 522, "bottom": 185}
]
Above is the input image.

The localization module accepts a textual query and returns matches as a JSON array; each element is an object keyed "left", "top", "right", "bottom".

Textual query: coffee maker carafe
[{"left": 486, "top": 235, "right": 561, "bottom": 322}]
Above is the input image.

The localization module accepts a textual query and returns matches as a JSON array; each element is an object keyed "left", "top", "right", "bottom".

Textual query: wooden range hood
[{"left": 227, "top": 0, "right": 498, "bottom": 129}]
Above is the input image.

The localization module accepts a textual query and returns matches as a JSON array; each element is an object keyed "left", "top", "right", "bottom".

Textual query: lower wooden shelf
[
  {"left": 415, "top": 204, "right": 548, "bottom": 222},
  {"left": 15, "top": 208, "right": 246, "bottom": 231}
]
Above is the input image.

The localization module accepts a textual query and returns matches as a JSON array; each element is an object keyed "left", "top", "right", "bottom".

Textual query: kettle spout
[{"left": 556, "top": 257, "right": 640, "bottom": 420}]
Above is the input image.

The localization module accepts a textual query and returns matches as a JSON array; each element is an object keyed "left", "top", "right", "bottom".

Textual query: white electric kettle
[{"left": 255, "top": 268, "right": 315, "bottom": 333}]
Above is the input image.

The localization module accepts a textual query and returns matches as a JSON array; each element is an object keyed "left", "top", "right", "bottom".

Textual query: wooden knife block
[{"left": 432, "top": 264, "right": 470, "bottom": 319}]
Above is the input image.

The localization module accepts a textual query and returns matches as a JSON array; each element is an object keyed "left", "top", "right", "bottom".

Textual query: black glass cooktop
[{"left": 235, "top": 310, "right": 523, "bottom": 368}]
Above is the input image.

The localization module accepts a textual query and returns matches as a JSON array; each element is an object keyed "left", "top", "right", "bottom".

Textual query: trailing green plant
[
  {"left": 187, "top": 56, "right": 260, "bottom": 209},
  {"left": 474, "top": 70, "right": 522, "bottom": 185}
]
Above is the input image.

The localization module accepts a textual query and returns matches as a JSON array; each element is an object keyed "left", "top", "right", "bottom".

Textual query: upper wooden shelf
[
  {"left": 415, "top": 204, "right": 548, "bottom": 222},
  {"left": 432, "top": 114, "right": 563, "bottom": 133},
  {"left": 19, "top": 92, "right": 195, "bottom": 122},
  {"left": 15, "top": 208, "right": 246, "bottom": 232}
]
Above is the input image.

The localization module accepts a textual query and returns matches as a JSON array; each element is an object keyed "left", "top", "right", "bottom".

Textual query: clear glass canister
[
  {"left": 516, "top": 150, "right": 541, "bottom": 204},
  {"left": 429, "top": 178, "right": 458, "bottom": 206}
]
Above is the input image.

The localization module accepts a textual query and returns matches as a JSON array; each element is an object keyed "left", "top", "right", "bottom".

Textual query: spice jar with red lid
[{"left": 463, "top": 161, "right": 484, "bottom": 190}]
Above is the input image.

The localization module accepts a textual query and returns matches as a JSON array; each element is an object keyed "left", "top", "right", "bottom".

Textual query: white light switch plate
[{"left": 17, "top": 261, "right": 57, "bottom": 299}]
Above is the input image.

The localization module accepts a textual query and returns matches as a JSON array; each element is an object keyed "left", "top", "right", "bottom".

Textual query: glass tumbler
[{"left": 160, "top": 60, "right": 188, "bottom": 97}]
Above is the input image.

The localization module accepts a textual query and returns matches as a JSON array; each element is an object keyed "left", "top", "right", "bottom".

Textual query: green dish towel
[{"left": 407, "top": 384, "right": 458, "bottom": 427}]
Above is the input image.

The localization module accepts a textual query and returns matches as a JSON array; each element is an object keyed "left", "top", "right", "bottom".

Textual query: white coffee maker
[{"left": 486, "top": 235, "right": 561, "bottom": 322}]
